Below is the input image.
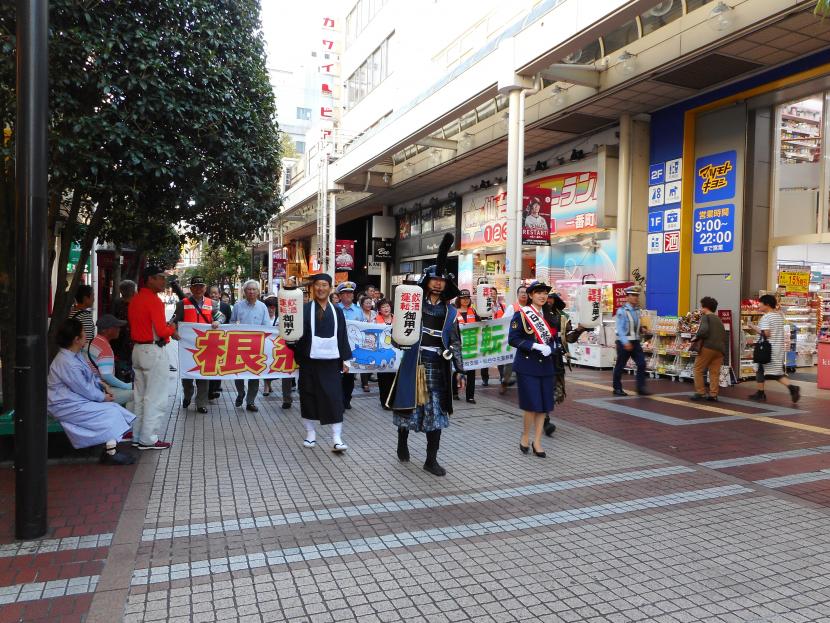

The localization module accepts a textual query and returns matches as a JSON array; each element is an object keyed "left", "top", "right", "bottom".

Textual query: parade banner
[
  {"left": 178, "top": 323, "right": 297, "bottom": 380},
  {"left": 178, "top": 317, "right": 515, "bottom": 379},
  {"left": 344, "top": 320, "right": 402, "bottom": 373},
  {"left": 458, "top": 316, "right": 514, "bottom": 370}
]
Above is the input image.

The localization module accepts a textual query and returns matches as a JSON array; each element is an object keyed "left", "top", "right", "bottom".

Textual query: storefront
[
  {"left": 648, "top": 47, "right": 830, "bottom": 384},
  {"left": 394, "top": 198, "right": 460, "bottom": 283}
]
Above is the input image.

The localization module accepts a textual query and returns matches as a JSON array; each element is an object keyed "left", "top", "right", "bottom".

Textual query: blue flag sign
[{"left": 693, "top": 204, "right": 734, "bottom": 254}]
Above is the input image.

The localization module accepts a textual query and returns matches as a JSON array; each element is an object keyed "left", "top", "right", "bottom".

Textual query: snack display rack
[
  {"left": 779, "top": 294, "right": 819, "bottom": 368},
  {"left": 739, "top": 299, "right": 763, "bottom": 380},
  {"left": 821, "top": 288, "right": 830, "bottom": 343}
]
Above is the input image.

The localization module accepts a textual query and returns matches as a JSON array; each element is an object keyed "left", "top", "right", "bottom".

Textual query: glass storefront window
[
  {"left": 640, "top": 1, "right": 682, "bottom": 36},
  {"left": 773, "top": 95, "right": 824, "bottom": 237}
]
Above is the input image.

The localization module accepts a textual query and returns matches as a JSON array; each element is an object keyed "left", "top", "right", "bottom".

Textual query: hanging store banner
[
  {"left": 272, "top": 257, "right": 287, "bottom": 280},
  {"left": 335, "top": 240, "right": 355, "bottom": 271},
  {"left": 457, "top": 316, "right": 515, "bottom": 370},
  {"left": 372, "top": 239, "right": 394, "bottom": 262},
  {"left": 525, "top": 170, "right": 600, "bottom": 239}
]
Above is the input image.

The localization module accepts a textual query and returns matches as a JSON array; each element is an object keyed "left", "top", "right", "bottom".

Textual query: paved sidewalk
[{"left": 2, "top": 369, "right": 830, "bottom": 621}]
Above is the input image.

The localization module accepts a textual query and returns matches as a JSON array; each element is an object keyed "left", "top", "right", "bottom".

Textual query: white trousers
[{"left": 132, "top": 344, "right": 170, "bottom": 445}]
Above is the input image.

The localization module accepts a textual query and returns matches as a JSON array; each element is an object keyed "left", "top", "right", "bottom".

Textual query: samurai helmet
[{"left": 418, "top": 233, "right": 460, "bottom": 301}]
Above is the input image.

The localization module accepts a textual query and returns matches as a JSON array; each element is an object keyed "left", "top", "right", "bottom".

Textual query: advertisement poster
[
  {"left": 272, "top": 257, "right": 287, "bottom": 280},
  {"left": 461, "top": 188, "right": 508, "bottom": 250},
  {"left": 521, "top": 192, "right": 551, "bottom": 245},
  {"left": 525, "top": 171, "right": 600, "bottom": 238},
  {"left": 777, "top": 265, "right": 811, "bottom": 294},
  {"left": 612, "top": 282, "right": 634, "bottom": 312},
  {"left": 536, "top": 232, "right": 618, "bottom": 285},
  {"left": 335, "top": 240, "right": 355, "bottom": 271}
]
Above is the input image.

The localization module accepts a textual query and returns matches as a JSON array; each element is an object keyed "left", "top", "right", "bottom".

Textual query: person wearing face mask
[
  {"left": 508, "top": 281, "right": 559, "bottom": 459},
  {"left": 287, "top": 274, "right": 353, "bottom": 453}
]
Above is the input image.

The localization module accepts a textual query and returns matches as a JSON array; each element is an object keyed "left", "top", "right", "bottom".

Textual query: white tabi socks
[
  {"left": 331, "top": 422, "right": 343, "bottom": 446},
  {"left": 302, "top": 418, "right": 317, "bottom": 443}
]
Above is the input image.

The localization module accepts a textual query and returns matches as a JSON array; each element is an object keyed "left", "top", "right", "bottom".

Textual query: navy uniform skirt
[{"left": 516, "top": 373, "right": 554, "bottom": 413}]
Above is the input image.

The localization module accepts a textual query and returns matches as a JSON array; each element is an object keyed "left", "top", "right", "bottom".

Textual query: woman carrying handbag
[{"left": 746, "top": 294, "right": 800, "bottom": 403}]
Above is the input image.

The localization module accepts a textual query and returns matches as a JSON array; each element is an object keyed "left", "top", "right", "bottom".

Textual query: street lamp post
[{"left": 14, "top": 0, "right": 50, "bottom": 539}]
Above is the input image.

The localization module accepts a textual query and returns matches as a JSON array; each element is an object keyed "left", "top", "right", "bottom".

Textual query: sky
[{"left": 260, "top": 0, "right": 327, "bottom": 73}]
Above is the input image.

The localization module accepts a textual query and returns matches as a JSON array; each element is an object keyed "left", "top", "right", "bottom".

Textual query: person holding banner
[
  {"left": 172, "top": 275, "right": 221, "bottom": 414},
  {"left": 374, "top": 299, "right": 396, "bottom": 409},
  {"left": 230, "top": 280, "right": 271, "bottom": 412},
  {"left": 288, "top": 274, "right": 353, "bottom": 452},
  {"left": 508, "top": 281, "right": 559, "bottom": 459},
  {"left": 388, "top": 233, "right": 464, "bottom": 477},
  {"left": 262, "top": 296, "right": 295, "bottom": 410},
  {"left": 336, "top": 282, "right": 362, "bottom": 409},
  {"left": 453, "top": 290, "right": 481, "bottom": 404}
]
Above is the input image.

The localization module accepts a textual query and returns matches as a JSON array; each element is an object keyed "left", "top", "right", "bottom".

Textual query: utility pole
[{"left": 15, "top": 0, "right": 49, "bottom": 539}]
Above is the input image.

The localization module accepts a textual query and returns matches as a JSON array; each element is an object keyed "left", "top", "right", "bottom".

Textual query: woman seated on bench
[{"left": 47, "top": 318, "right": 136, "bottom": 465}]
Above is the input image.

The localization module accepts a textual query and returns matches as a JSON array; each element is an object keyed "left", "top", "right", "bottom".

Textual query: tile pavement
[{"left": 118, "top": 374, "right": 830, "bottom": 621}]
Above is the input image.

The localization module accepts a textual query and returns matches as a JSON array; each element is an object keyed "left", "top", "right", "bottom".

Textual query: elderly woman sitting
[{"left": 48, "top": 318, "right": 136, "bottom": 465}]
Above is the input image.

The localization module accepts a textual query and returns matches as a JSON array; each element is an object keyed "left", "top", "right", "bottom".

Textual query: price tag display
[{"left": 693, "top": 204, "right": 734, "bottom": 254}]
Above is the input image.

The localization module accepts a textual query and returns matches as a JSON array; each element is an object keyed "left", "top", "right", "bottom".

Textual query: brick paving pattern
[{"left": 2, "top": 364, "right": 830, "bottom": 621}]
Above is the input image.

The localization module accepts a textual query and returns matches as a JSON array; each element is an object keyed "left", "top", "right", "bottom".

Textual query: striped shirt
[
  {"left": 70, "top": 307, "right": 94, "bottom": 343},
  {"left": 758, "top": 311, "right": 787, "bottom": 376}
]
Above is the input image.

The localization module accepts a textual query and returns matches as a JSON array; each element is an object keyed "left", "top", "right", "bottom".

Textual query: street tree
[{"left": 0, "top": 0, "right": 282, "bottom": 364}]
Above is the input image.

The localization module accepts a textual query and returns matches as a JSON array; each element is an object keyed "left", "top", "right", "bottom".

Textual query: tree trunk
[
  {"left": 48, "top": 196, "right": 109, "bottom": 360},
  {"left": 112, "top": 243, "right": 122, "bottom": 304},
  {"left": 131, "top": 252, "right": 146, "bottom": 283}
]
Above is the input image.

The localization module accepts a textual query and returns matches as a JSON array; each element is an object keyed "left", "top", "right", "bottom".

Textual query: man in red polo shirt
[{"left": 128, "top": 265, "right": 177, "bottom": 450}]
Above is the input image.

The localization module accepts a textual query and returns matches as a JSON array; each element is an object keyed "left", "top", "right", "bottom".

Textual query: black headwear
[
  {"left": 418, "top": 233, "right": 460, "bottom": 301},
  {"left": 309, "top": 273, "right": 332, "bottom": 285}
]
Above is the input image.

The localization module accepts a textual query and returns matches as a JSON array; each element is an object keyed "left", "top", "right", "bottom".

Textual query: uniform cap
[
  {"left": 458, "top": 289, "right": 471, "bottom": 297},
  {"left": 336, "top": 281, "right": 356, "bottom": 293},
  {"left": 526, "top": 281, "right": 552, "bottom": 295},
  {"left": 189, "top": 275, "right": 206, "bottom": 286},
  {"left": 624, "top": 285, "right": 642, "bottom": 296}
]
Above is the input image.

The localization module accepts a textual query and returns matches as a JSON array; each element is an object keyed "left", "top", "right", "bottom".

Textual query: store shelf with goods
[
  {"left": 780, "top": 295, "right": 819, "bottom": 368},
  {"left": 739, "top": 299, "right": 763, "bottom": 380}
]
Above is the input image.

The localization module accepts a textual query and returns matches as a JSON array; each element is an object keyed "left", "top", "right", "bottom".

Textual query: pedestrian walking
[
  {"left": 207, "top": 285, "right": 232, "bottom": 400},
  {"left": 611, "top": 285, "right": 650, "bottom": 396},
  {"left": 375, "top": 298, "right": 395, "bottom": 410},
  {"left": 262, "top": 296, "right": 295, "bottom": 410},
  {"left": 287, "top": 274, "right": 353, "bottom": 452},
  {"left": 387, "top": 233, "right": 464, "bottom": 477},
  {"left": 747, "top": 294, "right": 800, "bottom": 403},
  {"left": 499, "top": 285, "right": 528, "bottom": 394},
  {"left": 689, "top": 297, "right": 728, "bottom": 402},
  {"left": 508, "top": 281, "right": 558, "bottom": 458},
  {"left": 230, "top": 279, "right": 271, "bottom": 412},
  {"left": 453, "top": 290, "right": 480, "bottom": 404},
  {"left": 128, "top": 265, "right": 176, "bottom": 450},
  {"left": 336, "top": 281, "right": 362, "bottom": 409},
  {"left": 172, "top": 276, "right": 221, "bottom": 414},
  {"left": 358, "top": 294, "right": 376, "bottom": 392}
]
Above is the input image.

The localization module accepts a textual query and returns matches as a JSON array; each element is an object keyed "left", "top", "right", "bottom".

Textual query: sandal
[
  {"left": 332, "top": 442, "right": 348, "bottom": 453},
  {"left": 302, "top": 439, "right": 316, "bottom": 449}
]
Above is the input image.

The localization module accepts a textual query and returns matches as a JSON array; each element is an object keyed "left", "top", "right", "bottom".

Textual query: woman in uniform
[
  {"left": 287, "top": 274, "right": 353, "bottom": 452},
  {"left": 508, "top": 281, "right": 558, "bottom": 458}
]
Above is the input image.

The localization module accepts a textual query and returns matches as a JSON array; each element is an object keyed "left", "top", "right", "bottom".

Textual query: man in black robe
[{"left": 287, "top": 274, "right": 353, "bottom": 452}]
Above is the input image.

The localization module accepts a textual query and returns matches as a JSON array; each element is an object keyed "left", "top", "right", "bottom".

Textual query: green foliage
[
  {"left": 190, "top": 240, "right": 250, "bottom": 288},
  {"left": 0, "top": 0, "right": 283, "bottom": 341},
  {"left": 817, "top": 0, "right": 830, "bottom": 18}
]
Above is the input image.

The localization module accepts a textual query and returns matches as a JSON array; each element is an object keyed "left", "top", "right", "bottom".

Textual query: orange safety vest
[
  {"left": 182, "top": 297, "right": 213, "bottom": 324},
  {"left": 456, "top": 307, "right": 479, "bottom": 324}
]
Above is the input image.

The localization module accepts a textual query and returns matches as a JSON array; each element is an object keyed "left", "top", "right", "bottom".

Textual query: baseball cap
[
  {"left": 190, "top": 275, "right": 206, "bottom": 286},
  {"left": 96, "top": 314, "right": 127, "bottom": 330}
]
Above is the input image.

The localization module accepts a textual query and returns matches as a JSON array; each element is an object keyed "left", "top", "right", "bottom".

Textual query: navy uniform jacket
[{"left": 507, "top": 309, "right": 558, "bottom": 377}]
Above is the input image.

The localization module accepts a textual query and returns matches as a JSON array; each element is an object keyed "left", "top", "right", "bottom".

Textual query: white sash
[
  {"left": 310, "top": 303, "right": 340, "bottom": 360},
  {"left": 520, "top": 305, "right": 554, "bottom": 345}
]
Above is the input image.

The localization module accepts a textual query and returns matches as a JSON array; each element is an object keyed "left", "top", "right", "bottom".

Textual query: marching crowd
[{"left": 45, "top": 233, "right": 801, "bottom": 475}]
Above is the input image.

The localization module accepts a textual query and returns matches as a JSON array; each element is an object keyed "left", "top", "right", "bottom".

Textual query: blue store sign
[
  {"left": 694, "top": 150, "right": 736, "bottom": 203},
  {"left": 648, "top": 210, "right": 663, "bottom": 233},
  {"left": 649, "top": 163, "right": 665, "bottom": 185},
  {"left": 693, "top": 204, "right": 734, "bottom": 254}
]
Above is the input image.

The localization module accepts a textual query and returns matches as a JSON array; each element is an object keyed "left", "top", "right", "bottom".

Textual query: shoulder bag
[{"left": 752, "top": 335, "right": 772, "bottom": 364}]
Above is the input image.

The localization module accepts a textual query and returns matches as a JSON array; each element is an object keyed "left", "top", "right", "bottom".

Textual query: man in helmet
[{"left": 386, "top": 234, "right": 465, "bottom": 477}]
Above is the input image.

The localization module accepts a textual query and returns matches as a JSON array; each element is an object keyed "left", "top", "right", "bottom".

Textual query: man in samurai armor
[{"left": 386, "top": 233, "right": 465, "bottom": 477}]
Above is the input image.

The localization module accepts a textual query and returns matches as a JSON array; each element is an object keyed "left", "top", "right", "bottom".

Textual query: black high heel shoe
[
  {"left": 531, "top": 442, "right": 546, "bottom": 458},
  {"left": 519, "top": 441, "right": 529, "bottom": 455}
]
